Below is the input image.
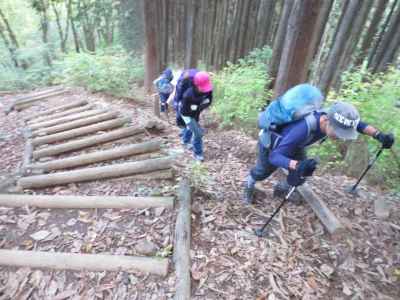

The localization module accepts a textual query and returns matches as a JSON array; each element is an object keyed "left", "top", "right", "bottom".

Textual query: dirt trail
[{"left": 0, "top": 87, "right": 399, "bottom": 299}]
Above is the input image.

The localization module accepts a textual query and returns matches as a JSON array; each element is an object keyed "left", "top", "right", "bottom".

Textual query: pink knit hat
[{"left": 194, "top": 71, "right": 213, "bottom": 93}]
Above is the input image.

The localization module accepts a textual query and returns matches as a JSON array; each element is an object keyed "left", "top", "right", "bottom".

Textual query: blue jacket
[{"left": 268, "top": 112, "right": 368, "bottom": 169}]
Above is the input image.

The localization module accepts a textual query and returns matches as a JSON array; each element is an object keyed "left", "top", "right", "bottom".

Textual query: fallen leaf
[{"left": 30, "top": 230, "right": 51, "bottom": 241}]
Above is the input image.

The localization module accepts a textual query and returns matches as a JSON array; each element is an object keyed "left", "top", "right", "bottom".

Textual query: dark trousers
[{"left": 250, "top": 142, "right": 306, "bottom": 181}]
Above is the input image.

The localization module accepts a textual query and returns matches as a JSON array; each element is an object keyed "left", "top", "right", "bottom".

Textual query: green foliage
[
  {"left": 54, "top": 47, "right": 144, "bottom": 95},
  {"left": 309, "top": 67, "right": 400, "bottom": 189},
  {"left": 212, "top": 46, "right": 273, "bottom": 129}
]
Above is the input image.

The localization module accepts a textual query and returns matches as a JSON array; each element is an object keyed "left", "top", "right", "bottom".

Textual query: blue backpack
[
  {"left": 258, "top": 84, "right": 324, "bottom": 148},
  {"left": 156, "top": 77, "right": 174, "bottom": 94}
]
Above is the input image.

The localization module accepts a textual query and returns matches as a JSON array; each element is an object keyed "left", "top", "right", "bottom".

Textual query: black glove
[
  {"left": 374, "top": 132, "right": 394, "bottom": 149},
  {"left": 287, "top": 159, "right": 318, "bottom": 187}
]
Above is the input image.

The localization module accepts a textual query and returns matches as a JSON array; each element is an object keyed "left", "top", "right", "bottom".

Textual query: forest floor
[{"left": 0, "top": 87, "right": 399, "bottom": 300}]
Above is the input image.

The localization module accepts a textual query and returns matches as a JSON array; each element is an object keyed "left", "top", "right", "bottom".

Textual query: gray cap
[{"left": 327, "top": 101, "right": 360, "bottom": 140}]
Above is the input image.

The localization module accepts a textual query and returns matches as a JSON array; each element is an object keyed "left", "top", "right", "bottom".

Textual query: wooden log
[
  {"left": 29, "top": 108, "right": 106, "bottom": 131},
  {"left": 13, "top": 86, "right": 64, "bottom": 103},
  {"left": 24, "top": 100, "right": 88, "bottom": 122},
  {"left": 14, "top": 89, "right": 67, "bottom": 110},
  {"left": 21, "top": 140, "right": 33, "bottom": 175},
  {"left": 109, "top": 169, "right": 174, "bottom": 182},
  {"left": 0, "top": 250, "right": 169, "bottom": 276},
  {"left": 31, "top": 116, "right": 130, "bottom": 146},
  {"left": 28, "top": 103, "right": 94, "bottom": 125},
  {"left": 174, "top": 179, "right": 192, "bottom": 300},
  {"left": 28, "top": 140, "right": 161, "bottom": 172},
  {"left": 279, "top": 169, "right": 343, "bottom": 234},
  {"left": 0, "top": 194, "right": 174, "bottom": 209},
  {"left": 297, "top": 183, "right": 344, "bottom": 234},
  {"left": 18, "top": 156, "right": 173, "bottom": 189},
  {"left": 32, "top": 127, "right": 145, "bottom": 159},
  {"left": 31, "top": 111, "right": 120, "bottom": 137}
]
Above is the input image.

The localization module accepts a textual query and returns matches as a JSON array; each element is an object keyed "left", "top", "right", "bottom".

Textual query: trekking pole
[
  {"left": 347, "top": 146, "right": 384, "bottom": 195},
  {"left": 255, "top": 186, "right": 296, "bottom": 237}
]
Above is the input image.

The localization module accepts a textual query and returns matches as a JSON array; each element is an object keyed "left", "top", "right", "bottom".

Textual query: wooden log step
[
  {"left": 174, "top": 179, "right": 192, "bottom": 300},
  {"left": 0, "top": 194, "right": 174, "bottom": 209},
  {"left": 0, "top": 250, "right": 169, "bottom": 276},
  {"left": 18, "top": 156, "right": 173, "bottom": 189},
  {"left": 32, "top": 127, "right": 145, "bottom": 159},
  {"left": 28, "top": 140, "right": 161, "bottom": 172},
  {"left": 31, "top": 116, "right": 130, "bottom": 146},
  {"left": 31, "top": 111, "right": 120, "bottom": 137},
  {"left": 24, "top": 99, "right": 88, "bottom": 121},
  {"left": 29, "top": 108, "right": 106, "bottom": 131},
  {"left": 14, "top": 89, "right": 67, "bottom": 110},
  {"left": 14, "top": 86, "right": 64, "bottom": 103},
  {"left": 28, "top": 103, "right": 95, "bottom": 125}
]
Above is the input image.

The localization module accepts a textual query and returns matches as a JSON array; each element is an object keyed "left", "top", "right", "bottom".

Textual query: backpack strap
[{"left": 303, "top": 113, "right": 319, "bottom": 145}]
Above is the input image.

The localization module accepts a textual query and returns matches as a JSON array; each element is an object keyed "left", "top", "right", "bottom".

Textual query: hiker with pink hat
[{"left": 173, "top": 69, "right": 213, "bottom": 161}]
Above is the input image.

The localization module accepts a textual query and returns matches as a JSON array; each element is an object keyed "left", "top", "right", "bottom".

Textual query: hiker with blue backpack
[
  {"left": 244, "top": 83, "right": 395, "bottom": 204},
  {"left": 173, "top": 69, "right": 213, "bottom": 162},
  {"left": 153, "top": 68, "right": 174, "bottom": 115}
]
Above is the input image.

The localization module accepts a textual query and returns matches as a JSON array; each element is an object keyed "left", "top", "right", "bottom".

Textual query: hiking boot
[
  {"left": 273, "top": 181, "right": 303, "bottom": 205},
  {"left": 243, "top": 184, "right": 255, "bottom": 204},
  {"left": 194, "top": 153, "right": 204, "bottom": 162}
]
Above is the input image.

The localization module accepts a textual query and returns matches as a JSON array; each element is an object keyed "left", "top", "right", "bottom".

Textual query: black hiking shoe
[
  {"left": 273, "top": 181, "right": 303, "bottom": 205},
  {"left": 243, "top": 184, "right": 255, "bottom": 205}
]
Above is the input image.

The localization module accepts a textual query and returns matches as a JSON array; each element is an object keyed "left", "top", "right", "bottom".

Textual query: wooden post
[
  {"left": 32, "top": 127, "right": 145, "bottom": 159},
  {"left": 24, "top": 100, "right": 88, "bottom": 122},
  {"left": 21, "top": 140, "right": 33, "bottom": 175},
  {"left": 174, "top": 179, "right": 192, "bottom": 300},
  {"left": 28, "top": 104, "right": 95, "bottom": 125},
  {"left": 29, "top": 107, "right": 104, "bottom": 130},
  {"left": 28, "top": 140, "right": 161, "bottom": 172},
  {"left": 0, "top": 194, "right": 174, "bottom": 209},
  {"left": 18, "top": 156, "right": 173, "bottom": 189},
  {"left": 297, "top": 183, "right": 344, "bottom": 234},
  {"left": 31, "top": 117, "right": 130, "bottom": 146},
  {"left": 31, "top": 111, "right": 120, "bottom": 137},
  {"left": 0, "top": 250, "right": 169, "bottom": 276}
]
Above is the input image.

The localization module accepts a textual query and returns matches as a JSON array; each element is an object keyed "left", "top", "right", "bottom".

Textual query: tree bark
[
  {"left": 19, "top": 156, "right": 173, "bottom": 189},
  {"left": 273, "top": 0, "right": 324, "bottom": 97}
]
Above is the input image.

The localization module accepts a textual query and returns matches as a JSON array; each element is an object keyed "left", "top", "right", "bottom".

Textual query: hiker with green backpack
[{"left": 244, "top": 83, "right": 395, "bottom": 204}]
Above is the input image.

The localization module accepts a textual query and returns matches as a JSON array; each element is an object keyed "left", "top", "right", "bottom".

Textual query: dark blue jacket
[
  {"left": 268, "top": 112, "right": 368, "bottom": 169},
  {"left": 180, "top": 87, "right": 212, "bottom": 120}
]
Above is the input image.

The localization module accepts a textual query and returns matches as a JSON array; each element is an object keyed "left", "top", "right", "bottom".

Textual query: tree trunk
[
  {"left": 143, "top": 0, "right": 160, "bottom": 93},
  {"left": 370, "top": 2, "right": 400, "bottom": 73},
  {"left": 273, "top": 0, "right": 324, "bottom": 97},
  {"left": 318, "top": 0, "right": 362, "bottom": 96},
  {"left": 368, "top": 0, "right": 399, "bottom": 71},
  {"left": 38, "top": 0, "right": 52, "bottom": 66},
  {"left": 355, "top": 0, "right": 389, "bottom": 66},
  {"left": 256, "top": 0, "right": 277, "bottom": 48},
  {"left": 269, "top": 0, "right": 294, "bottom": 82},
  {"left": 0, "top": 23, "right": 19, "bottom": 67},
  {"left": 51, "top": 1, "right": 67, "bottom": 53},
  {"left": 184, "top": 0, "right": 196, "bottom": 68}
]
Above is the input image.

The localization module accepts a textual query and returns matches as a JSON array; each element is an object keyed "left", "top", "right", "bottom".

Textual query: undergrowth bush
[
  {"left": 212, "top": 46, "right": 272, "bottom": 129},
  {"left": 309, "top": 67, "right": 400, "bottom": 190},
  {"left": 55, "top": 48, "right": 144, "bottom": 95}
]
